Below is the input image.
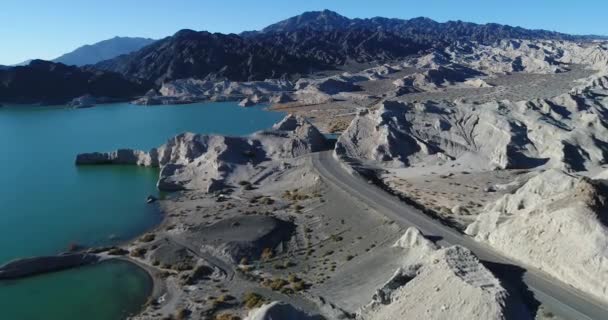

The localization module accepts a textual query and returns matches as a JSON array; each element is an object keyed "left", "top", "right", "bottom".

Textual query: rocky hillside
[
  {"left": 95, "top": 10, "right": 598, "bottom": 85},
  {"left": 0, "top": 60, "right": 150, "bottom": 104},
  {"left": 94, "top": 30, "right": 327, "bottom": 85},
  {"left": 53, "top": 36, "right": 156, "bottom": 66},
  {"left": 76, "top": 114, "right": 328, "bottom": 192}
]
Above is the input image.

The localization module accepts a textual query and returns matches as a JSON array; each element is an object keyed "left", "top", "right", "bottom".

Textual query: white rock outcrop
[
  {"left": 245, "top": 302, "right": 316, "bottom": 320},
  {"left": 76, "top": 114, "right": 327, "bottom": 192},
  {"left": 358, "top": 227, "right": 529, "bottom": 320},
  {"left": 336, "top": 87, "right": 608, "bottom": 171},
  {"left": 466, "top": 169, "right": 608, "bottom": 302},
  {"left": 410, "top": 39, "right": 608, "bottom": 75},
  {"left": 67, "top": 94, "right": 97, "bottom": 108}
]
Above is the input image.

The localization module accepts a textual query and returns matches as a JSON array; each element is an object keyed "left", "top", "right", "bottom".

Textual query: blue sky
[{"left": 1, "top": 0, "right": 606, "bottom": 65}]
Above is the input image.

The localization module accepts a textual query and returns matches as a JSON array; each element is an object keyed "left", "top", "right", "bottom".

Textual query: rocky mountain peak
[{"left": 261, "top": 9, "right": 351, "bottom": 33}]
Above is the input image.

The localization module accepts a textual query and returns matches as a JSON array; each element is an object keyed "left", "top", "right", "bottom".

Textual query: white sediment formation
[
  {"left": 358, "top": 228, "right": 529, "bottom": 320},
  {"left": 76, "top": 114, "right": 327, "bottom": 192},
  {"left": 133, "top": 39, "right": 608, "bottom": 107},
  {"left": 336, "top": 83, "right": 608, "bottom": 171},
  {"left": 433, "top": 40, "right": 608, "bottom": 74},
  {"left": 466, "top": 170, "right": 608, "bottom": 301},
  {"left": 244, "top": 302, "right": 317, "bottom": 320},
  {"left": 133, "top": 78, "right": 293, "bottom": 105}
]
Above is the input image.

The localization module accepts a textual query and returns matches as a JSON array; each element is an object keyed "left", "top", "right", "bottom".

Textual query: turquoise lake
[
  {"left": 0, "top": 260, "right": 152, "bottom": 320},
  {"left": 0, "top": 102, "right": 284, "bottom": 319}
]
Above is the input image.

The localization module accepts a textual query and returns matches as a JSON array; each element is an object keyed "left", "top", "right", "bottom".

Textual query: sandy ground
[
  {"left": 381, "top": 167, "right": 534, "bottom": 230},
  {"left": 110, "top": 155, "right": 404, "bottom": 320}
]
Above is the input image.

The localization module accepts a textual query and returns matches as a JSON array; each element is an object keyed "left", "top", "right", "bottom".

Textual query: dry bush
[
  {"left": 140, "top": 233, "right": 156, "bottom": 243},
  {"left": 215, "top": 314, "right": 241, "bottom": 320},
  {"left": 243, "top": 292, "right": 265, "bottom": 309},
  {"left": 261, "top": 248, "right": 273, "bottom": 260}
]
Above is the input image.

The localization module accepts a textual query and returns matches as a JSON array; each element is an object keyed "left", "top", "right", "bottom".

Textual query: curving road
[{"left": 312, "top": 151, "right": 608, "bottom": 320}]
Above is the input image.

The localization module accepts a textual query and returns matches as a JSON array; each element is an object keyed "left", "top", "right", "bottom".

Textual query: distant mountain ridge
[
  {"left": 2, "top": 10, "right": 605, "bottom": 104},
  {"left": 53, "top": 36, "right": 156, "bottom": 66},
  {"left": 0, "top": 60, "right": 150, "bottom": 104},
  {"left": 96, "top": 10, "right": 598, "bottom": 84},
  {"left": 245, "top": 9, "right": 581, "bottom": 41}
]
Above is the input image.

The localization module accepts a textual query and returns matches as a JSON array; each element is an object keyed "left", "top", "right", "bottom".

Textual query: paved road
[{"left": 312, "top": 151, "right": 608, "bottom": 320}]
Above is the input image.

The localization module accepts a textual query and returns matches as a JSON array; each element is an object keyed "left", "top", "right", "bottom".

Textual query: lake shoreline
[{"left": 0, "top": 101, "right": 286, "bottom": 319}]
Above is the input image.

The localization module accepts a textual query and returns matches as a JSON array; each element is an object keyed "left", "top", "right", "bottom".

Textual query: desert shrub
[
  {"left": 175, "top": 308, "right": 190, "bottom": 320},
  {"left": 215, "top": 314, "right": 241, "bottom": 320},
  {"left": 243, "top": 292, "right": 265, "bottom": 309},
  {"left": 330, "top": 234, "right": 343, "bottom": 242},
  {"left": 130, "top": 247, "right": 148, "bottom": 258},
  {"left": 172, "top": 262, "right": 194, "bottom": 272},
  {"left": 107, "top": 247, "right": 128, "bottom": 256},
  {"left": 287, "top": 274, "right": 300, "bottom": 283},
  {"left": 261, "top": 248, "right": 273, "bottom": 260},
  {"left": 140, "top": 233, "right": 156, "bottom": 242},
  {"left": 268, "top": 278, "right": 288, "bottom": 291},
  {"left": 292, "top": 280, "right": 305, "bottom": 291},
  {"left": 260, "top": 197, "right": 275, "bottom": 205}
]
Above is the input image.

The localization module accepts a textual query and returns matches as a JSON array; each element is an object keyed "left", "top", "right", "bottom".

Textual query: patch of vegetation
[
  {"left": 107, "top": 247, "right": 128, "bottom": 256},
  {"left": 330, "top": 234, "right": 343, "bottom": 242},
  {"left": 130, "top": 247, "right": 147, "bottom": 258},
  {"left": 140, "top": 233, "right": 156, "bottom": 243},
  {"left": 261, "top": 248, "right": 273, "bottom": 260},
  {"left": 260, "top": 197, "right": 275, "bottom": 205},
  {"left": 184, "top": 265, "right": 213, "bottom": 284},
  {"left": 292, "top": 280, "right": 306, "bottom": 292},
  {"left": 165, "top": 260, "right": 194, "bottom": 272},
  {"left": 262, "top": 277, "right": 289, "bottom": 291},
  {"left": 215, "top": 314, "right": 241, "bottom": 320},
  {"left": 217, "top": 294, "right": 234, "bottom": 303},
  {"left": 282, "top": 189, "right": 310, "bottom": 201},
  {"left": 243, "top": 292, "right": 265, "bottom": 309},
  {"left": 174, "top": 308, "right": 190, "bottom": 320}
]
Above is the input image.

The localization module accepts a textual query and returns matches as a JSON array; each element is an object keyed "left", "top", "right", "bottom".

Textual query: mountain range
[
  {"left": 94, "top": 10, "right": 592, "bottom": 84},
  {"left": 1, "top": 10, "right": 604, "bottom": 104}
]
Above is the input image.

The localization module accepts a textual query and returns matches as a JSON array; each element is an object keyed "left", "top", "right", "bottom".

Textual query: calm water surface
[
  {"left": 0, "top": 102, "right": 284, "bottom": 319},
  {"left": 0, "top": 260, "right": 152, "bottom": 320}
]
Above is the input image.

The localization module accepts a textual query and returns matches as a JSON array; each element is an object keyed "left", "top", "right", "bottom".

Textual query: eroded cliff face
[
  {"left": 76, "top": 114, "right": 328, "bottom": 192},
  {"left": 357, "top": 228, "right": 530, "bottom": 320},
  {"left": 466, "top": 169, "right": 608, "bottom": 301}
]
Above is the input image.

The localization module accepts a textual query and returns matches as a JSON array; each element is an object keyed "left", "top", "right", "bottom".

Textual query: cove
[
  {"left": 0, "top": 260, "right": 153, "bottom": 320},
  {"left": 0, "top": 102, "right": 284, "bottom": 319}
]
